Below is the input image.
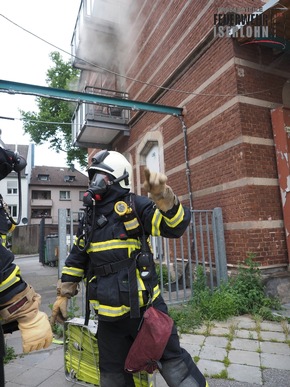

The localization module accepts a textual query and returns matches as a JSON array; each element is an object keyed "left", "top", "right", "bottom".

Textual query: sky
[{"left": 0, "top": 0, "right": 83, "bottom": 169}]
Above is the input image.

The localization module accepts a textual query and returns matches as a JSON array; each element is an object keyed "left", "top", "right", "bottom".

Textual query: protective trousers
[{"left": 97, "top": 296, "right": 206, "bottom": 387}]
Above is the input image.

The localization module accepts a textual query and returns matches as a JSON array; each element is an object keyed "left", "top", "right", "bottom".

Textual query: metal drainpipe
[{"left": 178, "top": 116, "right": 193, "bottom": 211}]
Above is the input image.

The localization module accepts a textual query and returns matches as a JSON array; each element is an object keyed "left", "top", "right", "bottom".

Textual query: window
[
  {"left": 64, "top": 175, "right": 76, "bottom": 182},
  {"left": 7, "top": 181, "right": 18, "bottom": 195},
  {"left": 31, "top": 209, "right": 51, "bottom": 218},
  {"left": 32, "top": 190, "right": 51, "bottom": 199},
  {"left": 79, "top": 191, "right": 86, "bottom": 201},
  {"left": 38, "top": 174, "right": 50, "bottom": 181},
  {"left": 60, "top": 191, "right": 71, "bottom": 200},
  {"left": 8, "top": 205, "right": 17, "bottom": 218}
]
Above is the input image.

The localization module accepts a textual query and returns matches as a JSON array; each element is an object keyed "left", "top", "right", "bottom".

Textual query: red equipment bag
[{"left": 125, "top": 306, "right": 174, "bottom": 374}]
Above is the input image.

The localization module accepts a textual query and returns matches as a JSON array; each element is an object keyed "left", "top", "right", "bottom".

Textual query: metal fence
[
  {"left": 58, "top": 207, "right": 228, "bottom": 310},
  {"left": 153, "top": 207, "right": 228, "bottom": 306}
]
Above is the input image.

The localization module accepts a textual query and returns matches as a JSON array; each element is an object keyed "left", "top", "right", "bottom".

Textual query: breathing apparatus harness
[
  {"left": 76, "top": 168, "right": 130, "bottom": 252},
  {"left": 77, "top": 182, "right": 155, "bottom": 320}
]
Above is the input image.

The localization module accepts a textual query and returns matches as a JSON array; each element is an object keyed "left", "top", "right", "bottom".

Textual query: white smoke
[{"left": 74, "top": 0, "right": 139, "bottom": 90}]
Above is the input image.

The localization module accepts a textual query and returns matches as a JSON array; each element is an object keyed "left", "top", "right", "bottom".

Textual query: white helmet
[{"left": 88, "top": 150, "right": 132, "bottom": 190}]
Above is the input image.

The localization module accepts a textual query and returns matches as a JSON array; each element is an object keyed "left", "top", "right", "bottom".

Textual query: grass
[{"left": 169, "top": 255, "right": 284, "bottom": 333}]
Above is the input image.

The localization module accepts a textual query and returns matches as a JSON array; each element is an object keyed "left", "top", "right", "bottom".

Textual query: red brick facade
[{"left": 87, "top": 1, "right": 290, "bottom": 271}]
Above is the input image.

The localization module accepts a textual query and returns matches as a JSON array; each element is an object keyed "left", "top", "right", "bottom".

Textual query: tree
[{"left": 20, "top": 52, "right": 88, "bottom": 168}]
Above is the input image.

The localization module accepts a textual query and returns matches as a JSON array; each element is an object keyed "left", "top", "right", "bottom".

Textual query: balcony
[
  {"left": 31, "top": 199, "right": 53, "bottom": 207},
  {"left": 71, "top": 0, "right": 126, "bottom": 71},
  {"left": 72, "top": 87, "right": 130, "bottom": 148}
]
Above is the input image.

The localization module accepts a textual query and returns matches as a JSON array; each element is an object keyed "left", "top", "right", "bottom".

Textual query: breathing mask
[{"left": 83, "top": 172, "right": 111, "bottom": 206}]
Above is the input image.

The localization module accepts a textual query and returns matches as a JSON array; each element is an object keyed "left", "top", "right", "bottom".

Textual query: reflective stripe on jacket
[
  {"left": 61, "top": 193, "right": 190, "bottom": 321},
  {"left": 0, "top": 243, "right": 26, "bottom": 304}
]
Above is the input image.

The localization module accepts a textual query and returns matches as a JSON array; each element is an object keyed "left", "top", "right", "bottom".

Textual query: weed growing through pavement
[
  {"left": 193, "top": 356, "right": 200, "bottom": 363},
  {"left": 211, "top": 369, "right": 229, "bottom": 379},
  {"left": 169, "top": 254, "right": 282, "bottom": 333},
  {"left": 3, "top": 345, "right": 17, "bottom": 364},
  {"left": 281, "top": 319, "right": 290, "bottom": 337}
]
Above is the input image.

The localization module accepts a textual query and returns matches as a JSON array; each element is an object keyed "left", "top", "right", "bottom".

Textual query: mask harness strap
[
  {"left": 130, "top": 195, "right": 154, "bottom": 302},
  {"left": 76, "top": 200, "right": 96, "bottom": 253}
]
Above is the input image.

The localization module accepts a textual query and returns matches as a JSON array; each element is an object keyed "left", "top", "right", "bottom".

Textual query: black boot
[
  {"left": 100, "top": 371, "right": 135, "bottom": 387},
  {"left": 160, "top": 349, "right": 206, "bottom": 387}
]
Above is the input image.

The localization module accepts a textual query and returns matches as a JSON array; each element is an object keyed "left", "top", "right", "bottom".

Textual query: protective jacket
[
  {"left": 0, "top": 237, "right": 26, "bottom": 306},
  {"left": 61, "top": 190, "right": 191, "bottom": 321}
]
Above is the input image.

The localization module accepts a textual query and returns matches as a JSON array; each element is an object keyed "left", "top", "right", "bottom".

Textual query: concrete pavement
[{"left": 3, "top": 256, "right": 290, "bottom": 386}]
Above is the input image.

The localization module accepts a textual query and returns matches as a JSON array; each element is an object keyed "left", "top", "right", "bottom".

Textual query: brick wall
[{"left": 90, "top": 1, "right": 290, "bottom": 269}]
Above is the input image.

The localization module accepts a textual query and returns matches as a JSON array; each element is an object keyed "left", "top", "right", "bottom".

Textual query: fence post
[
  {"left": 38, "top": 217, "right": 45, "bottom": 264},
  {"left": 213, "top": 207, "right": 228, "bottom": 283},
  {"left": 58, "top": 208, "right": 67, "bottom": 279}
]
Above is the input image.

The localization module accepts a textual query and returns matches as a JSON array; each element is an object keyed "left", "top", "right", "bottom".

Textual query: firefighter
[
  {"left": 0, "top": 147, "right": 53, "bottom": 354},
  {"left": 51, "top": 150, "right": 207, "bottom": 387}
]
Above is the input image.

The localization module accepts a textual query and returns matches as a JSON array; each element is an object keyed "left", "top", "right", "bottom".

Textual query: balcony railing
[
  {"left": 31, "top": 199, "right": 53, "bottom": 207},
  {"left": 72, "top": 86, "right": 130, "bottom": 148}
]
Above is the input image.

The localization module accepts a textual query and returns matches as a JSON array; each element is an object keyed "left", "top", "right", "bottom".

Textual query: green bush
[
  {"left": 169, "top": 254, "right": 282, "bottom": 332},
  {"left": 155, "top": 261, "right": 169, "bottom": 286},
  {"left": 229, "top": 255, "right": 281, "bottom": 318}
]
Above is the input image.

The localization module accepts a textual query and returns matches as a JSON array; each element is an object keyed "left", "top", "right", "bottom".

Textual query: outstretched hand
[
  {"left": 143, "top": 168, "right": 167, "bottom": 198},
  {"left": 143, "top": 167, "right": 176, "bottom": 212}
]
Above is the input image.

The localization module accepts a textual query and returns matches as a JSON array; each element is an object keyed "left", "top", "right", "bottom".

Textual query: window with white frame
[
  {"left": 7, "top": 181, "right": 18, "bottom": 195},
  {"left": 8, "top": 205, "right": 17, "bottom": 218},
  {"left": 38, "top": 174, "right": 50, "bottom": 181},
  {"left": 60, "top": 191, "right": 71, "bottom": 200}
]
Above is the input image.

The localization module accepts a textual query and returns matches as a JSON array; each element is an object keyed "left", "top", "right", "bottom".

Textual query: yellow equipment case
[{"left": 64, "top": 318, "right": 156, "bottom": 387}]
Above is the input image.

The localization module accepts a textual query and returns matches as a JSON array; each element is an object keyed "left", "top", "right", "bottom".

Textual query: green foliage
[
  {"left": 169, "top": 254, "right": 282, "bottom": 333},
  {"left": 20, "top": 52, "right": 87, "bottom": 168},
  {"left": 229, "top": 254, "right": 282, "bottom": 318},
  {"left": 4, "top": 345, "right": 17, "bottom": 364},
  {"left": 49, "top": 296, "right": 81, "bottom": 338},
  {"left": 155, "top": 261, "right": 169, "bottom": 286},
  {"left": 169, "top": 303, "right": 203, "bottom": 333}
]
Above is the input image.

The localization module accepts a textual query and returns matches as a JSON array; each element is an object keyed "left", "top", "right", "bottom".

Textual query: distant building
[
  {"left": 0, "top": 141, "right": 33, "bottom": 225},
  {"left": 29, "top": 165, "right": 88, "bottom": 225}
]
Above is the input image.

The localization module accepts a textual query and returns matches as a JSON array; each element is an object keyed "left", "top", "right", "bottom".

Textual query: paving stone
[
  {"left": 227, "top": 363, "right": 262, "bottom": 385},
  {"left": 260, "top": 321, "right": 284, "bottom": 332},
  {"left": 231, "top": 338, "right": 259, "bottom": 351},
  {"left": 210, "top": 327, "right": 230, "bottom": 336},
  {"left": 260, "top": 341, "right": 290, "bottom": 355},
  {"left": 236, "top": 320, "right": 256, "bottom": 330},
  {"left": 180, "top": 333, "right": 205, "bottom": 346},
  {"left": 199, "top": 345, "right": 227, "bottom": 361},
  {"left": 197, "top": 359, "right": 226, "bottom": 377},
  {"left": 203, "top": 336, "right": 228, "bottom": 348},
  {"left": 228, "top": 349, "right": 260, "bottom": 366},
  {"left": 7, "top": 366, "right": 54, "bottom": 386},
  {"left": 234, "top": 329, "right": 259, "bottom": 340},
  {"left": 261, "top": 352, "right": 290, "bottom": 370},
  {"left": 181, "top": 342, "right": 201, "bottom": 357},
  {"left": 259, "top": 330, "right": 286, "bottom": 342}
]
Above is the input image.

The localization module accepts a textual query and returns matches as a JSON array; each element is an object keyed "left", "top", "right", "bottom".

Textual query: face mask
[{"left": 83, "top": 173, "right": 111, "bottom": 205}]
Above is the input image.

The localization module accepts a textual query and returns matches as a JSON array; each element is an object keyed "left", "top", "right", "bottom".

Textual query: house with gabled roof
[{"left": 29, "top": 165, "right": 88, "bottom": 225}]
